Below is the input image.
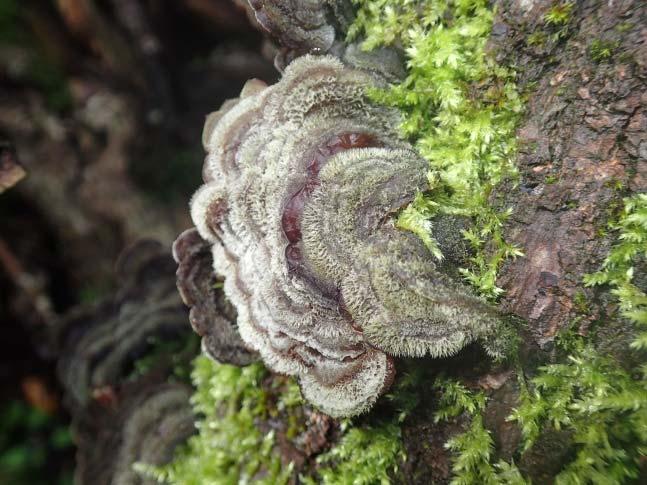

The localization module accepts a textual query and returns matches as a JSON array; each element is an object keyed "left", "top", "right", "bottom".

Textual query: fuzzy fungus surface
[
  {"left": 56, "top": 240, "right": 192, "bottom": 409},
  {"left": 178, "top": 55, "right": 500, "bottom": 417},
  {"left": 246, "top": 0, "right": 353, "bottom": 57}
]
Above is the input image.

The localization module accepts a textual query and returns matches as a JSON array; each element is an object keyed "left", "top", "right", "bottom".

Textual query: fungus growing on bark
[
  {"left": 246, "top": 0, "right": 353, "bottom": 56},
  {"left": 74, "top": 381, "right": 194, "bottom": 485},
  {"left": 243, "top": 0, "right": 405, "bottom": 78},
  {"left": 174, "top": 227, "right": 257, "bottom": 365},
  {"left": 180, "top": 55, "right": 500, "bottom": 417}
]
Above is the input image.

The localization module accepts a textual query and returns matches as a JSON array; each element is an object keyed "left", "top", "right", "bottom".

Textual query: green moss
[
  {"left": 435, "top": 192, "right": 646, "bottom": 483},
  {"left": 584, "top": 194, "right": 647, "bottom": 349},
  {"left": 140, "top": 355, "right": 407, "bottom": 485},
  {"left": 136, "top": 357, "right": 298, "bottom": 484},
  {"left": 433, "top": 378, "right": 527, "bottom": 484},
  {"left": 349, "top": 0, "right": 524, "bottom": 298},
  {"left": 526, "top": 31, "right": 547, "bottom": 47},
  {"left": 614, "top": 22, "right": 633, "bottom": 34},
  {"left": 544, "top": 2, "right": 574, "bottom": 27},
  {"left": 588, "top": 39, "right": 620, "bottom": 63},
  {"left": 543, "top": 2, "right": 574, "bottom": 42},
  {"left": 572, "top": 290, "right": 589, "bottom": 315},
  {"left": 510, "top": 194, "right": 647, "bottom": 483},
  {"left": 305, "top": 422, "right": 405, "bottom": 485},
  {"left": 127, "top": 334, "right": 199, "bottom": 383},
  {"left": 304, "top": 367, "right": 427, "bottom": 484},
  {"left": 545, "top": 174, "right": 559, "bottom": 185},
  {"left": 564, "top": 200, "right": 578, "bottom": 210}
]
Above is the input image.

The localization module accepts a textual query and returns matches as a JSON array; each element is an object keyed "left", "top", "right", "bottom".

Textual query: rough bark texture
[
  {"left": 396, "top": 0, "right": 646, "bottom": 482},
  {"left": 495, "top": 0, "right": 646, "bottom": 345}
]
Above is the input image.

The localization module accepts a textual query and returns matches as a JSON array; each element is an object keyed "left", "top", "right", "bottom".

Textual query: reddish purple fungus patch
[{"left": 282, "top": 133, "right": 380, "bottom": 271}]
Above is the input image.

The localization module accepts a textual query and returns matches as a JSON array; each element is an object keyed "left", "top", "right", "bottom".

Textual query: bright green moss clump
[
  {"left": 433, "top": 378, "right": 527, "bottom": 485},
  {"left": 136, "top": 356, "right": 297, "bottom": 484},
  {"left": 427, "top": 195, "right": 647, "bottom": 484},
  {"left": 349, "top": 0, "right": 524, "bottom": 298},
  {"left": 139, "top": 355, "right": 407, "bottom": 485},
  {"left": 584, "top": 193, "right": 647, "bottom": 344},
  {"left": 305, "top": 422, "right": 404, "bottom": 485}
]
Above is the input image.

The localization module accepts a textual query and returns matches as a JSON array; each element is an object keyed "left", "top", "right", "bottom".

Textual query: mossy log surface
[{"left": 395, "top": 1, "right": 646, "bottom": 482}]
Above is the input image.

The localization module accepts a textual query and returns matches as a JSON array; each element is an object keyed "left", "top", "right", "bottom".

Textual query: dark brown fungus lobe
[
  {"left": 52, "top": 240, "right": 198, "bottom": 485},
  {"left": 243, "top": 0, "right": 406, "bottom": 80},
  {"left": 246, "top": 0, "right": 352, "bottom": 54},
  {"left": 173, "top": 228, "right": 257, "bottom": 365},
  {"left": 186, "top": 56, "right": 500, "bottom": 417}
]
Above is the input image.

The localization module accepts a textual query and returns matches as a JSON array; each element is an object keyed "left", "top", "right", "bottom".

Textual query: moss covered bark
[{"left": 140, "top": 1, "right": 646, "bottom": 483}]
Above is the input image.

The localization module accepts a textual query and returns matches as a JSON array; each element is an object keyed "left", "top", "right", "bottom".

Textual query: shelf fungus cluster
[
  {"left": 54, "top": 241, "right": 196, "bottom": 484},
  {"left": 176, "top": 55, "right": 500, "bottom": 417}
]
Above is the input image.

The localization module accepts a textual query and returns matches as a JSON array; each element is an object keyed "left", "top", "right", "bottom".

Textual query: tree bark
[{"left": 397, "top": 0, "right": 646, "bottom": 482}]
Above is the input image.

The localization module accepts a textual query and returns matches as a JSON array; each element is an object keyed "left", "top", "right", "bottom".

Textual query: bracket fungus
[
  {"left": 246, "top": 0, "right": 353, "bottom": 59},
  {"left": 74, "top": 382, "right": 194, "bottom": 485},
  {"left": 176, "top": 55, "right": 500, "bottom": 417},
  {"left": 56, "top": 240, "right": 193, "bottom": 409},
  {"left": 174, "top": 227, "right": 257, "bottom": 365}
]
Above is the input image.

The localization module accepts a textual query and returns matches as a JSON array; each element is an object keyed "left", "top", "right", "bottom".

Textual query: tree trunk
[{"left": 398, "top": 0, "right": 646, "bottom": 482}]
